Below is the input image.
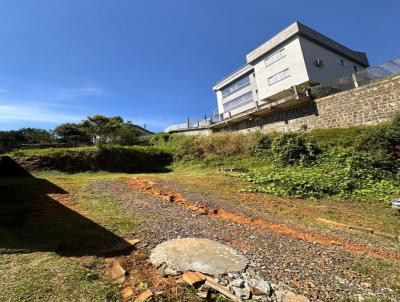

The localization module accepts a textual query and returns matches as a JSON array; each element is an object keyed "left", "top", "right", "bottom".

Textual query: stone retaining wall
[{"left": 218, "top": 75, "right": 400, "bottom": 133}]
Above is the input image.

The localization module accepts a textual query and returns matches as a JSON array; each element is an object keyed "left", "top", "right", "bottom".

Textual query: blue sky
[{"left": 0, "top": 0, "right": 399, "bottom": 132}]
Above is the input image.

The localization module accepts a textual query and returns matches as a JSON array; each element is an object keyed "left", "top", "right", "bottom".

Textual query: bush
[
  {"left": 10, "top": 146, "right": 173, "bottom": 173},
  {"left": 271, "top": 133, "right": 320, "bottom": 166},
  {"left": 232, "top": 149, "right": 400, "bottom": 201},
  {"left": 247, "top": 132, "right": 275, "bottom": 157}
]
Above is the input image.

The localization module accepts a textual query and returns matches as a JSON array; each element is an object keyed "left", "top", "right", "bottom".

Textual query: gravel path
[{"left": 83, "top": 179, "right": 400, "bottom": 302}]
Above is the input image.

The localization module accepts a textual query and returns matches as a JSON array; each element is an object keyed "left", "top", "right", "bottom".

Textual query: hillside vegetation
[
  {"left": 145, "top": 115, "right": 400, "bottom": 202},
  {"left": 6, "top": 146, "right": 172, "bottom": 173},
  {"left": 5, "top": 115, "right": 400, "bottom": 202}
]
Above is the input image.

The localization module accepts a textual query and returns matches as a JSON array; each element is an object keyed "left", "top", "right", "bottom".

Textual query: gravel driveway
[{"left": 82, "top": 179, "right": 400, "bottom": 302}]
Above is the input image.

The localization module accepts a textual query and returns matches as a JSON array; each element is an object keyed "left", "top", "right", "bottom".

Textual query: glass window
[
  {"left": 223, "top": 91, "right": 253, "bottom": 111},
  {"left": 264, "top": 48, "right": 286, "bottom": 67},
  {"left": 221, "top": 75, "right": 250, "bottom": 98},
  {"left": 268, "top": 68, "right": 290, "bottom": 85}
]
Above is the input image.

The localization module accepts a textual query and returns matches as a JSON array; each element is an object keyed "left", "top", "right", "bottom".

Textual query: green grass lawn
[{"left": 0, "top": 171, "right": 139, "bottom": 302}]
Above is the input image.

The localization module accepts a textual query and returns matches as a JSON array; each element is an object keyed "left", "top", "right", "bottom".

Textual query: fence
[
  {"left": 310, "top": 57, "right": 400, "bottom": 99},
  {"left": 164, "top": 118, "right": 214, "bottom": 133}
]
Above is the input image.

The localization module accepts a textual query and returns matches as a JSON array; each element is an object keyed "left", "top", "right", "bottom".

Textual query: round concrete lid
[{"left": 150, "top": 238, "right": 248, "bottom": 275}]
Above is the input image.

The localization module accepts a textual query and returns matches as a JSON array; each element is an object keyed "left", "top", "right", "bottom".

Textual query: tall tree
[
  {"left": 53, "top": 123, "right": 92, "bottom": 145},
  {"left": 82, "top": 115, "right": 124, "bottom": 147}
]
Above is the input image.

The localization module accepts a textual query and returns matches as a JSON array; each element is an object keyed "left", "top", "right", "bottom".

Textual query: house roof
[
  {"left": 246, "top": 21, "right": 369, "bottom": 67},
  {"left": 212, "top": 64, "right": 254, "bottom": 91}
]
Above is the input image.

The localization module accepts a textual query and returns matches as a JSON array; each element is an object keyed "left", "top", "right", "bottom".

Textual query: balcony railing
[{"left": 164, "top": 118, "right": 214, "bottom": 133}]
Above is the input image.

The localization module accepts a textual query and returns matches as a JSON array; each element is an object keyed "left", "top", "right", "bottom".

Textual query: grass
[
  {"left": 150, "top": 166, "right": 400, "bottom": 235},
  {"left": 0, "top": 253, "right": 119, "bottom": 302},
  {"left": 0, "top": 170, "right": 140, "bottom": 302},
  {"left": 7, "top": 145, "right": 167, "bottom": 158},
  {"left": 1, "top": 163, "right": 399, "bottom": 300}
]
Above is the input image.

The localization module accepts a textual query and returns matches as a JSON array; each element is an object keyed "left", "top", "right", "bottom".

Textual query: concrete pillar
[{"left": 352, "top": 73, "right": 359, "bottom": 88}]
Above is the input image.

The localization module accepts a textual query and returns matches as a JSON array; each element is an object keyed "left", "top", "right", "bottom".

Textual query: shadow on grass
[{"left": 0, "top": 156, "right": 132, "bottom": 257}]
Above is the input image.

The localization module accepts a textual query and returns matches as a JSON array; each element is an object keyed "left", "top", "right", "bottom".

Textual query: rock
[
  {"left": 158, "top": 263, "right": 181, "bottom": 276},
  {"left": 232, "top": 278, "right": 245, "bottom": 288},
  {"left": 109, "top": 260, "right": 127, "bottom": 283},
  {"left": 164, "top": 266, "right": 181, "bottom": 276},
  {"left": 196, "top": 284, "right": 210, "bottom": 299},
  {"left": 122, "top": 287, "right": 134, "bottom": 300},
  {"left": 249, "top": 278, "right": 272, "bottom": 296},
  {"left": 135, "top": 281, "right": 148, "bottom": 291},
  {"left": 233, "top": 287, "right": 251, "bottom": 300},
  {"left": 101, "top": 238, "right": 140, "bottom": 254},
  {"left": 134, "top": 289, "right": 153, "bottom": 302},
  {"left": 149, "top": 238, "right": 248, "bottom": 275},
  {"left": 182, "top": 271, "right": 206, "bottom": 286},
  {"left": 276, "top": 290, "right": 310, "bottom": 302}
]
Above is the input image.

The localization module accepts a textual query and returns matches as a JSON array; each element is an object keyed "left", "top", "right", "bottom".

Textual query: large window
[
  {"left": 268, "top": 68, "right": 290, "bottom": 85},
  {"left": 223, "top": 91, "right": 253, "bottom": 111},
  {"left": 264, "top": 48, "right": 286, "bottom": 67},
  {"left": 221, "top": 75, "right": 250, "bottom": 98}
]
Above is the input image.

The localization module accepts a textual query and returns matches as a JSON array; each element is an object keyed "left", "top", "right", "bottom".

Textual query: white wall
[
  {"left": 253, "top": 37, "right": 309, "bottom": 102},
  {"left": 299, "top": 37, "right": 365, "bottom": 84}
]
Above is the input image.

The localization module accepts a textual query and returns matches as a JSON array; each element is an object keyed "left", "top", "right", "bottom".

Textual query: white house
[{"left": 212, "top": 22, "right": 369, "bottom": 121}]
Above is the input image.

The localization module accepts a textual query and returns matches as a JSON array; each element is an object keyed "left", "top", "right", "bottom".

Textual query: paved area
[{"left": 150, "top": 238, "right": 248, "bottom": 275}]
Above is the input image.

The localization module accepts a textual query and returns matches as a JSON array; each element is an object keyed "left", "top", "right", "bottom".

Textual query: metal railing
[
  {"left": 310, "top": 57, "right": 400, "bottom": 99},
  {"left": 164, "top": 118, "right": 214, "bottom": 133}
]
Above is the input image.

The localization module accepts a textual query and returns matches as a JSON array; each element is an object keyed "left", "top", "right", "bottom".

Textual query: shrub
[
  {"left": 10, "top": 146, "right": 173, "bottom": 173},
  {"left": 247, "top": 132, "right": 275, "bottom": 157},
  {"left": 232, "top": 148, "right": 400, "bottom": 202},
  {"left": 353, "top": 117, "right": 400, "bottom": 154},
  {"left": 271, "top": 132, "right": 320, "bottom": 166}
]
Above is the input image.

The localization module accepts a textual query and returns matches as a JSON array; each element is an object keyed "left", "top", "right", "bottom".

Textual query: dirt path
[
  {"left": 83, "top": 178, "right": 400, "bottom": 302},
  {"left": 123, "top": 178, "right": 400, "bottom": 262}
]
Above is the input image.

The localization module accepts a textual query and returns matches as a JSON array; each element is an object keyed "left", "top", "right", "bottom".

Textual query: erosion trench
[{"left": 123, "top": 178, "right": 400, "bottom": 262}]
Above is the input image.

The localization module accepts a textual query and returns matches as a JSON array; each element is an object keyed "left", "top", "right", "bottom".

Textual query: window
[
  {"left": 223, "top": 91, "right": 253, "bottom": 111},
  {"left": 353, "top": 65, "right": 358, "bottom": 72},
  {"left": 268, "top": 68, "right": 290, "bottom": 85},
  {"left": 221, "top": 76, "right": 250, "bottom": 98},
  {"left": 264, "top": 48, "right": 286, "bottom": 67},
  {"left": 338, "top": 58, "right": 346, "bottom": 66}
]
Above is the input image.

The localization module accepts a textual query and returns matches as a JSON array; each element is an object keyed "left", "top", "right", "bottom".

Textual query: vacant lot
[{"left": 1, "top": 166, "right": 399, "bottom": 302}]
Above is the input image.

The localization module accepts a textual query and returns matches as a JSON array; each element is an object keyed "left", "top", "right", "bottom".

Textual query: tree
[
  {"left": 0, "top": 128, "right": 54, "bottom": 147},
  {"left": 82, "top": 115, "right": 125, "bottom": 147},
  {"left": 53, "top": 123, "right": 92, "bottom": 145},
  {"left": 19, "top": 128, "right": 54, "bottom": 144},
  {"left": 115, "top": 122, "right": 142, "bottom": 145}
]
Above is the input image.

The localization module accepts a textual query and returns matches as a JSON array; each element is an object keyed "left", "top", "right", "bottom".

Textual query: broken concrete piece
[
  {"left": 249, "top": 279, "right": 272, "bottom": 296},
  {"left": 182, "top": 271, "right": 206, "bottom": 286},
  {"left": 134, "top": 289, "right": 153, "bottom": 302},
  {"left": 150, "top": 238, "right": 248, "bottom": 275}
]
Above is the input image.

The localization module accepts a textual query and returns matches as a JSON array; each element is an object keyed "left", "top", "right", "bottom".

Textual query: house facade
[{"left": 212, "top": 22, "right": 369, "bottom": 123}]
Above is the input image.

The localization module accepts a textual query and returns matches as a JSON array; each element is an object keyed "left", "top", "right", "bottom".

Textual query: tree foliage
[{"left": 0, "top": 128, "right": 54, "bottom": 147}]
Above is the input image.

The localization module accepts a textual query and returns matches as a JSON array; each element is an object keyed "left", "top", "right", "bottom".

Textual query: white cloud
[
  {"left": 56, "top": 81, "right": 104, "bottom": 100},
  {"left": 0, "top": 104, "right": 84, "bottom": 124}
]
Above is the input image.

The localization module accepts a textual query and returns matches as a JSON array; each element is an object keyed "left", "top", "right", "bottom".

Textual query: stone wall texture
[{"left": 218, "top": 75, "right": 400, "bottom": 133}]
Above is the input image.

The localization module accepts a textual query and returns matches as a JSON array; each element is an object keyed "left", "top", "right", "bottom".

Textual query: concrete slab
[{"left": 149, "top": 238, "right": 248, "bottom": 275}]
